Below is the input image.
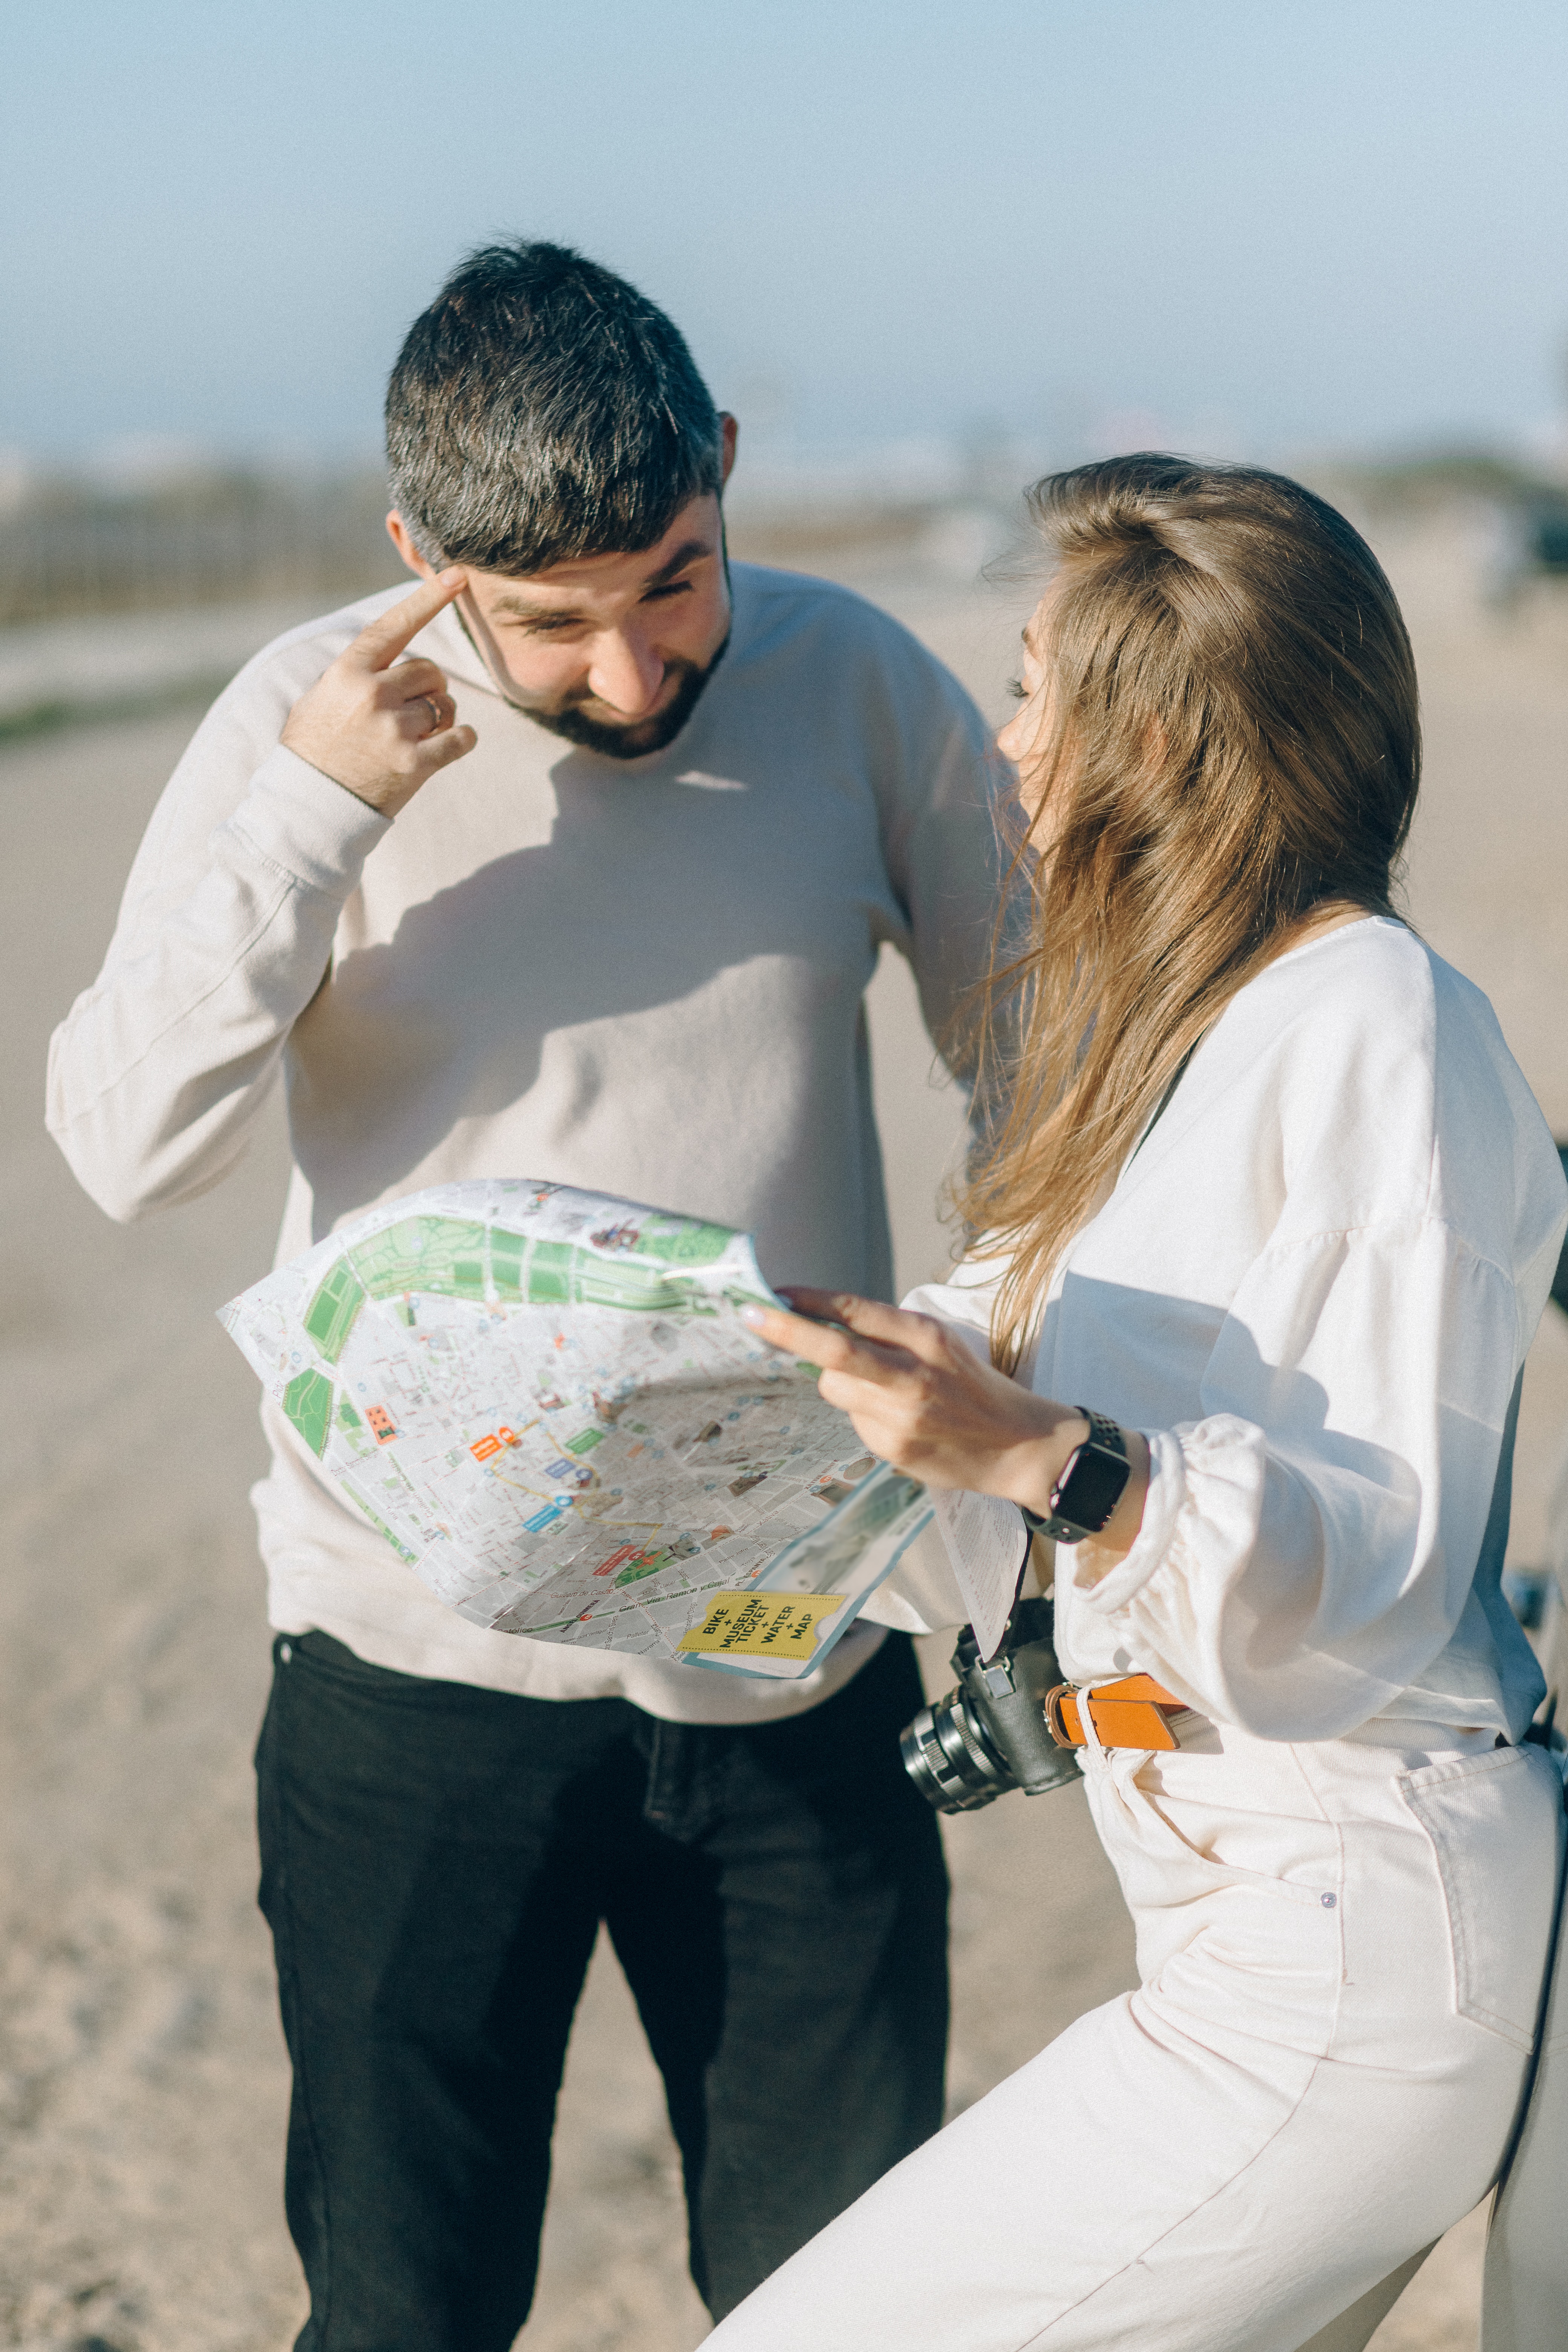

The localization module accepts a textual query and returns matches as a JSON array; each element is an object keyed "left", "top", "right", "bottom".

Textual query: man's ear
[
  {"left": 386, "top": 510, "right": 437, "bottom": 579},
  {"left": 718, "top": 413, "right": 738, "bottom": 488}
]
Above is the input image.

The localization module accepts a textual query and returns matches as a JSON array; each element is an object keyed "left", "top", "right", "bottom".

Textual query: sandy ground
[{"left": 2, "top": 525, "right": 1565, "bottom": 2350}]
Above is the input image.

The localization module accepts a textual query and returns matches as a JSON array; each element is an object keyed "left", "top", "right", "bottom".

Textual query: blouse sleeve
[{"left": 1074, "top": 1215, "right": 1524, "bottom": 1740}]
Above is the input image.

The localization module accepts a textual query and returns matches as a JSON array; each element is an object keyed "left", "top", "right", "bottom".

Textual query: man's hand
[{"left": 281, "top": 569, "right": 479, "bottom": 815}]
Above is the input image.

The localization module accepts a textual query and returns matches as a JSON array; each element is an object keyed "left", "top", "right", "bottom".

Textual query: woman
[{"left": 714, "top": 456, "right": 1568, "bottom": 2351}]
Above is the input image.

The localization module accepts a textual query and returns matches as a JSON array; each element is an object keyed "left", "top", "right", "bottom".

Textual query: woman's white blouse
[{"left": 905, "top": 919, "right": 1568, "bottom": 1743}]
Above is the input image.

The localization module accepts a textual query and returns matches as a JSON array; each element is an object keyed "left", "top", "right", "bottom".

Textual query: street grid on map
[{"left": 221, "top": 1179, "right": 933, "bottom": 1677}]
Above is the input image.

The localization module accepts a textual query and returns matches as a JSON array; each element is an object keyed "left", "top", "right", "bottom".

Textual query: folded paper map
[{"left": 219, "top": 1180, "right": 933, "bottom": 1679}]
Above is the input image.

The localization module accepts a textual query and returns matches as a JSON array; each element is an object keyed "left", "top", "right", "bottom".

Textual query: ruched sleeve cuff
[
  {"left": 1069, "top": 1414, "right": 1271, "bottom": 1626},
  {"left": 222, "top": 747, "right": 392, "bottom": 894},
  {"left": 1067, "top": 1425, "right": 1187, "bottom": 1614}
]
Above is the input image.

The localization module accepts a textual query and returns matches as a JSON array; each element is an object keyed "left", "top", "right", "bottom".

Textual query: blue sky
[{"left": 5, "top": 0, "right": 1565, "bottom": 469}]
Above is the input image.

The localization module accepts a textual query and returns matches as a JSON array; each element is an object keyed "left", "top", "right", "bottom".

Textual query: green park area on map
[{"left": 221, "top": 1180, "right": 931, "bottom": 1677}]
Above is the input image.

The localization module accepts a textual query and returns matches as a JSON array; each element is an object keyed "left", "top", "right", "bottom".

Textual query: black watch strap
[{"left": 1021, "top": 1409, "right": 1130, "bottom": 1545}]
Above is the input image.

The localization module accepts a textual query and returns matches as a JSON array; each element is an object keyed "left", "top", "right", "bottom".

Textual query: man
[{"left": 47, "top": 241, "right": 1002, "bottom": 2350}]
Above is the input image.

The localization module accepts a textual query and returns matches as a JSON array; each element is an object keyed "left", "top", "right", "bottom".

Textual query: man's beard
[{"left": 524, "top": 636, "right": 729, "bottom": 761}]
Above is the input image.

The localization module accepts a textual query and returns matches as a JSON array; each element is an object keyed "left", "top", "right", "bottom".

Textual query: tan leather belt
[{"left": 1045, "top": 1675, "right": 1201, "bottom": 1752}]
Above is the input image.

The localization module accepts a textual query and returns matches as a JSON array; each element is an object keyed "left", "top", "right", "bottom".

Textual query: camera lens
[
  {"left": 900, "top": 1689, "right": 1017, "bottom": 1813},
  {"left": 900, "top": 1599, "right": 1082, "bottom": 1814}
]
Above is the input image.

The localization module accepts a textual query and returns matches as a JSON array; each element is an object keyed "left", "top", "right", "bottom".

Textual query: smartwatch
[{"left": 1021, "top": 1409, "right": 1130, "bottom": 1545}]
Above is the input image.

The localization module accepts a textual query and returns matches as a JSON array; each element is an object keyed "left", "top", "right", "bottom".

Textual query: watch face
[{"left": 1053, "top": 1442, "right": 1128, "bottom": 1534}]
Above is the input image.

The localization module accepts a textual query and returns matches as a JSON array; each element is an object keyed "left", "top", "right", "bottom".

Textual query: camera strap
[
  {"left": 1045, "top": 1675, "right": 1206, "bottom": 1753},
  {"left": 1128, "top": 1032, "right": 1206, "bottom": 1166}
]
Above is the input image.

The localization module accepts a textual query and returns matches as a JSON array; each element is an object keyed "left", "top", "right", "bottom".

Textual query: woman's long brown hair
[{"left": 957, "top": 455, "right": 1421, "bottom": 1372}]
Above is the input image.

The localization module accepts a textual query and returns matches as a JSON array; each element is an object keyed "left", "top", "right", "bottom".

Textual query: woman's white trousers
[{"left": 706, "top": 1723, "right": 1563, "bottom": 2352}]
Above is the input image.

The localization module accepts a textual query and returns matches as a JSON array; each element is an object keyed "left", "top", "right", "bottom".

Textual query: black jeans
[{"left": 255, "top": 1629, "right": 948, "bottom": 2350}]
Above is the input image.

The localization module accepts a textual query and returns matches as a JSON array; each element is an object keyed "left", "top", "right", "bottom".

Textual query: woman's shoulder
[
  {"left": 1236, "top": 916, "right": 1496, "bottom": 1087},
  {"left": 1249, "top": 911, "right": 1434, "bottom": 1013},
  {"left": 1221, "top": 918, "right": 1562, "bottom": 1276}
]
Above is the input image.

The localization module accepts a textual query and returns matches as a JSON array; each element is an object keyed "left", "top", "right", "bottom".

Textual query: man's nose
[{"left": 586, "top": 629, "right": 665, "bottom": 715}]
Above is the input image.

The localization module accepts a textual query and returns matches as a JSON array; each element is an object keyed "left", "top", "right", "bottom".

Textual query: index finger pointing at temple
[{"left": 349, "top": 568, "right": 469, "bottom": 672}]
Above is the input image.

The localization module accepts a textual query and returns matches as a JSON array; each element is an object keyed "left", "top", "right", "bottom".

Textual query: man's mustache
[
  {"left": 554, "top": 659, "right": 698, "bottom": 716},
  {"left": 528, "top": 634, "right": 731, "bottom": 761}
]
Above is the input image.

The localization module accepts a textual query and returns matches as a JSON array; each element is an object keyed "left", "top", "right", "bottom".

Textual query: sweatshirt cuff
[
  {"left": 224, "top": 746, "right": 392, "bottom": 894},
  {"left": 1070, "top": 1425, "right": 1185, "bottom": 1615}
]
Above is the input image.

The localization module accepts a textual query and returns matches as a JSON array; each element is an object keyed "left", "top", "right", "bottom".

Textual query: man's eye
[{"left": 644, "top": 580, "right": 693, "bottom": 603}]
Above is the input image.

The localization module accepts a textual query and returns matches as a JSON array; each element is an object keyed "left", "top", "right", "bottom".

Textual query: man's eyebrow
[
  {"left": 640, "top": 537, "right": 712, "bottom": 590},
  {"left": 485, "top": 538, "right": 713, "bottom": 623},
  {"left": 487, "top": 591, "right": 583, "bottom": 622}
]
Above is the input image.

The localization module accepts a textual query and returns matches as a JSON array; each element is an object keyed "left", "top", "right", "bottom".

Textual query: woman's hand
[
  {"left": 281, "top": 570, "right": 479, "bottom": 816},
  {"left": 743, "top": 1287, "right": 1076, "bottom": 1505},
  {"left": 743, "top": 1288, "right": 1149, "bottom": 1575}
]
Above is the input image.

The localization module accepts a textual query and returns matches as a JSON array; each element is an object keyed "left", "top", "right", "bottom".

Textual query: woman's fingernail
[{"left": 740, "top": 1305, "right": 769, "bottom": 1328}]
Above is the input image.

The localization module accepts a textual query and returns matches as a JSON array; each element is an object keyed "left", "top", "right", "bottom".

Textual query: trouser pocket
[{"left": 1399, "top": 1745, "right": 1562, "bottom": 2050}]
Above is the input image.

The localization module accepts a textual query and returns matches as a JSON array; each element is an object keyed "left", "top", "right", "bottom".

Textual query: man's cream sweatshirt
[{"left": 47, "top": 563, "right": 1000, "bottom": 1720}]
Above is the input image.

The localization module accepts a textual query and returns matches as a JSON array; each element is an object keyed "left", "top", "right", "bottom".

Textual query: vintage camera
[{"left": 900, "top": 1596, "right": 1082, "bottom": 1813}]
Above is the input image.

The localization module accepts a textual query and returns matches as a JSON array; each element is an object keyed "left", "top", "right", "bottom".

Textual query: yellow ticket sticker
[{"left": 677, "top": 1590, "right": 847, "bottom": 1660}]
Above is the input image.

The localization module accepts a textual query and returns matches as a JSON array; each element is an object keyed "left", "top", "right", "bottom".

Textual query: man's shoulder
[
  {"left": 729, "top": 562, "right": 980, "bottom": 716},
  {"left": 729, "top": 559, "right": 938, "bottom": 658}
]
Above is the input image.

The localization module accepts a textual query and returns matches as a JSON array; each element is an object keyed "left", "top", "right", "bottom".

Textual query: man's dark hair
[{"left": 385, "top": 241, "right": 724, "bottom": 576}]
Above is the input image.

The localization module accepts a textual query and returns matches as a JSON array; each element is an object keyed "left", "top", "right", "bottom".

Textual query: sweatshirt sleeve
[
  {"left": 46, "top": 672, "right": 389, "bottom": 1219},
  {"left": 1071, "top": 1214, "right": 1527, "bottom": 1739},
  {"left": 858, "top": 616, "right": 1013, "bottom": 1073}
]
